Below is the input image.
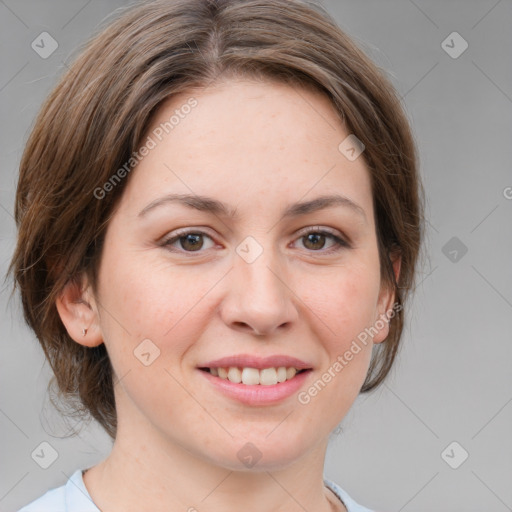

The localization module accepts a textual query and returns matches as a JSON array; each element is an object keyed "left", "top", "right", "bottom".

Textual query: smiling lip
[
  {"left": 197, "top": 354, "right": 313, "bottom": 406},
  {"left": 199, "top": 368, "right": 311, "bottom": 405},
  {"left": 199, "top": 354, "right": 312, "bottom": 370}
]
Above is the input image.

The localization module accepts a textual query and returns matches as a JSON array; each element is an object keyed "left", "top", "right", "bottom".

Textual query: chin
[{"left": 202, "top": 435, "right": 315, "bottom": 473}]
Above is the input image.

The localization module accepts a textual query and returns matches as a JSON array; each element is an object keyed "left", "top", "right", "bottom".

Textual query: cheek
[
  {"left": 293, "top": 259, "right": 380, "bottom": 410},
  {"left": 300, "top": 259, "right": 381, "bottom": 345},
  {"left": 95, "top": 250, "right": 221, "bottom": 430},
  {"left": 96, "top": 246, "right": 220, "bottom": 372}
]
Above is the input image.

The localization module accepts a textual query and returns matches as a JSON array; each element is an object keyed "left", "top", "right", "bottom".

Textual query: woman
[{"left": 10, "top": 0, "right": 424, "bottom": 510}]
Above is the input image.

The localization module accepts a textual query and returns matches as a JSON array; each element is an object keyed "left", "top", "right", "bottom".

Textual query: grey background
[{"left": 1, "top": 1, "right": 511, "bottom": 511}]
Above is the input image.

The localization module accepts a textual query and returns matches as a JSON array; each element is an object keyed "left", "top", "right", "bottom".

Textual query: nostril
[{"left": 231, "top": 322, "right": 267, "bottom": 336}]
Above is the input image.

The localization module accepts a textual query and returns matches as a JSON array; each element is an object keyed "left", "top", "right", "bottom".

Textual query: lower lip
[{"left": 198, "top": 369, "right": 312, "bottom": 406}]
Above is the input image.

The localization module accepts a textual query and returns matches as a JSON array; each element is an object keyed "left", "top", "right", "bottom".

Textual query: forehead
[{"left": 118, "top": 79, "right": 374, "bottom": 223}]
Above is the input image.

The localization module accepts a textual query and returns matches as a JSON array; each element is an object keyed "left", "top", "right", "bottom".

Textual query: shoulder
[
  {"left": 17, "top": 482, "right": 66, "bottom": 512},
  {"left": 17, "top": 469, "right": 99, "bottom": 512},
  {"left": 324, "top": 477, "right": 377, "bottom": 512}
]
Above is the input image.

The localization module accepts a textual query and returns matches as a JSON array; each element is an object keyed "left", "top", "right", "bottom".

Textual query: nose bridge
[
  {"left": 223, "top": 235, "right": 298, "bottom": 335},
  {"left": 237, "top": 238, "right": 285, "bottom": 304}
]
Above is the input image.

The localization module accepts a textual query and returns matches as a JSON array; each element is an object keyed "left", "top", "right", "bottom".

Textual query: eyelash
[{"left": 160, "top": 226, "right": 351, "bottom": 255}]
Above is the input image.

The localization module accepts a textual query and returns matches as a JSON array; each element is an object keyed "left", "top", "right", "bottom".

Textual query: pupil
[
  {"left": 182, "top": 234, "right": 203, "bottom": 251},
  {"left": 305, "top": 233, "right": 325, "bottom": 250}
]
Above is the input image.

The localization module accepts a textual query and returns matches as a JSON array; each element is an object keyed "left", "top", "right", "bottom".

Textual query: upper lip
[{"left": 199, "top": 354, "right": 312, "bottom": 370}]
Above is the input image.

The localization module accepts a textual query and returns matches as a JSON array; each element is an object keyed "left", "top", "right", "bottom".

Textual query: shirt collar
[
  {"left": 65, "top": 468, "right": 366, "bottom": 512},
  {"left": 65, "top": 469, "right": 100, "bottom": 512}
]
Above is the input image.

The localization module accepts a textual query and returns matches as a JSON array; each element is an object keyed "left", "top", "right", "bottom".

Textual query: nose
[{"left": 219, "top": 246, "right": 299, "bottom": 337}]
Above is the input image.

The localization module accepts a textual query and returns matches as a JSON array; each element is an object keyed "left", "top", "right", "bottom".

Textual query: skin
[{"left": 57, "top": 78, "right": 400, "bottom": 512}]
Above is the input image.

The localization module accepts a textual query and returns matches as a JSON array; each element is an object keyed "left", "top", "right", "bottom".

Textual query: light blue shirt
[{"left": 18, "top": 469, "right": 375, "bottom": 512}]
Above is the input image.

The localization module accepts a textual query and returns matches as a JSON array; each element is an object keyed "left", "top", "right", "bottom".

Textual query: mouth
[
  {"left": 196, "top": 355, "right": 313, "bottom": 405},
  {"left": 198, "top": 366, "right": 311, "bottom": 385}
]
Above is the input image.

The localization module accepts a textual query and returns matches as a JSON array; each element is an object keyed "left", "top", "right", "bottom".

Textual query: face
[{"left": 66, "top": 79, "right": 397, "bottom": 470}]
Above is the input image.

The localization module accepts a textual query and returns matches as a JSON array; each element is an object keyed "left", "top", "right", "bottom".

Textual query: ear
[
  {"left": 372, "top": 252, "right": 401, "bottom": 344},
  {"left": 55, "top": 273, "right": 103, "bottom": 347}
]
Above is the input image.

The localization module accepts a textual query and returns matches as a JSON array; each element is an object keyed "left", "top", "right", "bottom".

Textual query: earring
[{"left": 82, "top": 328, "right": 88, "bottom": 336}]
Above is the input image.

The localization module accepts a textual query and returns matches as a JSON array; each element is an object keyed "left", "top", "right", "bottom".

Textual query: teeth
[
  {"left": 227, "top": 367, "right": 242, "bottom": 383},
  {"left": 276, "top": 366, "right": 287, "bottom": 383},
  {"left": 241, "top": 367, "right": 260, "bottom": 385},
  {"left": 209, "top": 366, "right": 303, "bottom": 385},
  {"left": 260, "top": 368, "right": 277, "bottom": 385}
]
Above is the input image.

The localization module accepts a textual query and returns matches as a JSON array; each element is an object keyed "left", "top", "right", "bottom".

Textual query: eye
[
  {"left": 161, "top": 229, "right": 216, "bottom": 253},
  {"left": 160, "top": 226, "right": 350, "bottom": 255},
  {"left": 293, "top": 227, "right": 350, "bottom": 253}
]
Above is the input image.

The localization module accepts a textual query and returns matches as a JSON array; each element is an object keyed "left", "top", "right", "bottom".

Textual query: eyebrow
[{"left": 137, "top": 193, "right": 367, "bottom": 222}]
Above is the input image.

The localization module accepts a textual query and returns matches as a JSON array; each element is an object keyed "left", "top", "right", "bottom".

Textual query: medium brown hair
[{"left": 8, "top": 0, "right": 424, "bottom": 440}]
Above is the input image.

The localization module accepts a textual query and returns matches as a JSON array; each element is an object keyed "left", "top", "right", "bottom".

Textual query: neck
[{"left": 83, "top": 407, "right": 345, "bottom": 511}]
